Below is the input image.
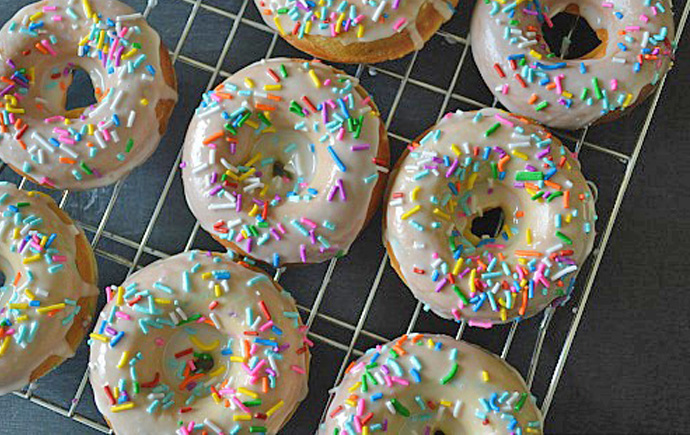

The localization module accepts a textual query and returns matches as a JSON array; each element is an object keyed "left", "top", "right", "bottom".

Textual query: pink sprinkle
[
  {"left": 639, "top": 14, "right": 649, "bottom": 22},
  {"left": 259, "top": 320, "right": 274, "bottom": 332},
  {"left": 494, "top": 114, "right": 514, "bottom": 127},
  {"left": 610, "top": 78, "right": 618, "bottom": 91},
  {"left": 393, "top": 17, "right": 407, "bottom": 31},
  {"left": 154, "top": 338, "right": 165, "bottom": 346},
  {"left": 290, "top": 365, "right": 306, "bottom": 374},
  {"left": 501, "top": 84, "right": 509, "bottom": 95},
  {"left": 115, "top": 311, "right": 131, "bottom": 320},
  {"left": 299, "top": 244, "right": 307, "bottom": 263},
  {"left": 52, "top": 16, "right": 63, "bottom": 22},
  {"left": 336, "top": 179, "right": 346, "bottom": 200},
  {"left": 277, "top": 223, "right": 286, "bottom": 234},
  {"left": 301, "top": 218, "right": 317, "bottom": 228},
  {"left": 468, "top": 320, "right": 494, "bottom": 328},
  {"left": 336, "top": 127, "right": 345, "bottom": 141},
  {"left": 601, "top": 1, "right": 613, "bottom": 7},
  {"left": 52, "top": 255, "right": 67, "bottom": 262}
]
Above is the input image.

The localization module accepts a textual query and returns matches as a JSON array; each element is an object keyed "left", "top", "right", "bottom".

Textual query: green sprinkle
[
  {"left": 125, "top": 138, "right": 134, "bottom": 153},
  {"left": 535, "top": 101, "right": 549, "bottom": 111},
  {"left": 531, "top": 191, "right": 544, "bottom": 200},
  {"left": 80, "top": 161, "right": 93, "bottom": 175},
  {"left": 514, "top": 392, "right": 528, "bottom": 411},
  {"left": 361, "top": 374, "right": 368, "bottom": 393},
  {"left": 491, "top": 161, "right": 498, "bottom": 179},
  {"left": 224, "top": 123, "right": 237, "bottom": 135},
  {"left": 555, "top": 231, "right": 572, "bottom": 245},
  {"left": 453, "top": 285, "right": 470, "bottom": 305},
  {"left": 279, "top": 64, "right": 288, "bottom": 78},
  {"left": 354, "top": 115, "right": 364, "bottom": 139},
  {"left": 484, "top": 122, "right": 501, "bottom": 137},
  {"left": 390, "top": 398, "right": 410, "bottom": 417},
  {"left": 440, "top": 362, "right": 459, "bottom": 385},
  {"left": 546, "top": 191, "right": 564, "bottom": 202},
  {"left": 592, "top": 78, "right": 603, "bottom": 99},
  {"left": 243, "top": 399, "right": 262, "bottom": 407},
  {"left": 249, "top": 427, "right": 267, "bottom": 433},
  {"left": 516, "top": 171, "right": 543, "bottom": 181},
  {"left": 580, "top": 87, "right": 589, "bottom": 100}
]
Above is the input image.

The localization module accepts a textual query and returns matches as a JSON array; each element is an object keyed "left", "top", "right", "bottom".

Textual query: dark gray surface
[{"left": 0, "top": 0, "right": 688, "bottom": 433}]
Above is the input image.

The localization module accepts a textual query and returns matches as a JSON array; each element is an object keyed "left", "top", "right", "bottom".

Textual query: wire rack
[{"left": 1, "top": 0, "right": 689, "bottom": 432}]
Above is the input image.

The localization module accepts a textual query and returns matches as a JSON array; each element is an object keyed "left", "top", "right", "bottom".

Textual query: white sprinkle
[{"left": 127, "top": 110, "right": 136, "bottom": 127}]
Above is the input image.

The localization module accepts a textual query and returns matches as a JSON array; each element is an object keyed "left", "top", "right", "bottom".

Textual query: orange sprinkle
[
  {"left": 563, "top": 190, "right": 570, "bottom": 209},
  {"left": 519, "top": 290, "right": 528, "bottom": 316},
  {"left": 527, "top": 94, "right": 539, "bottom": 105},
  {"left": 515, "top": 211, "right": 524, "bottom": 218},
  {"left": 544, "top": 180, "right": 562, "bottom": 190},
  {"left": 255, "top": 103, "right": 276, "bottom": 111},
  {"left": 203, "top": 131, "right": 224, "bottom": 145},
  {"left": 498, "top": 155, "right": 511, "bottom": 172},
  {"left": 59, "top": 157, "right": 76, "bottom": 164},
  {"left": 514, "top": 250, "right": 542, "bottom": 257},
  {"left": 178, "top": 373, "right": 204, "bottom": 390},
  {"left": 214, "top": 92, "right": 234, "bottom": 100}
]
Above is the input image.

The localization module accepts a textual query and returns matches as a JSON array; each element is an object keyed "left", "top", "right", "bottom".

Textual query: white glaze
[
  {"left": 320, "top": 334, "right": 543, "bottom": 434},
  {"left": 255, "top": 0, "right": 455, "bottom": 48},
  {"left": 471, "top": 0, "right": 675, "bottom": 130},
  {"left": 384, "top": 108, "right": 596, "bottom": 325},
  {"left": 89, "top": 251, "right": 311, "bottom": 435},
  {"left": 182, "top": 58, "right": 387, "bottom": 266},
  {"left": 0, "top": 182, "right": 97, "bottom": 395},
  {"left": 0, "top": 0, "right": 177, "bottom": 190}
]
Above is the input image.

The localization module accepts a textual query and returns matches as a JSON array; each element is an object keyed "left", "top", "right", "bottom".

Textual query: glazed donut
[
  {"left": 321, "top": 333, "right": 543, "bottom": 434},
  {"left": 384, "top": 108, "right": 596, "bottom": 325},
  {"left": 254, "top": 0, "right": 458, "bottom": 63},
  {"left": 470, "top": 0, "right": 675, "bottom": 130},
  {"left": 0, "top": 182, "right": 98, "bottom": 394},
  {"left": 88, "top": 250, "right": 311, "bottom": 434},
  {"left": 182, "top": 58, "right": 389, "bottom": 266},
  {"left": 0, "top": 0, "right": 177, "bottom": 190}
]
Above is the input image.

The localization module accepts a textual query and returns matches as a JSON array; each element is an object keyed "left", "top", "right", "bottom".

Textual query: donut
[
  {"left": 254, "top": 0, "right": 458, "bottom": 63},
  {"left": 0, "top": 182, "right": 98, "bottom": 394},
  {"left": 470, "top": 0, "right": 675, "bottom": 130},
  {"left": 182, "top": 58, "right": 389, "bottom": 266},
  {"left": 320, "top": 333, "right": 543, "bottom": 433},
  {"left": 384, "top": 108, "right": 596, "bottom": 325},
  {"left": 88, "top": 250, "right": 311, "bottom": 434},
  {"left": 0, "top": 0, "right": 177, "bottom": 190}
]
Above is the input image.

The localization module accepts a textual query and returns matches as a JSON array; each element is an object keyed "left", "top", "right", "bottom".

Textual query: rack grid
[{"left": 3, "top": 0, "right": 689, "bottom": 432}]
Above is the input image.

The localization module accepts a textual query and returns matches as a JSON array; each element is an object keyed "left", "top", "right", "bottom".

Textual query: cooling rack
[{"left": 1, "top": 0, "right": 689, "bottom": 432}]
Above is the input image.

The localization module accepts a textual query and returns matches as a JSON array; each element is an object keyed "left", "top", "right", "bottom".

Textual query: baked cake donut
[
  {"left": 471, "top": 0, "right": 675, "bottom": 130},
  {"left": 0, "top": 182, "right": 98, "bottom": 394},
  {"left": 0, "top": 0, "right": 177, "bottom": 190},
  {"left": 254, "top": 0, "right": 458, "bottom": 63},
  {"left": 321, "top": 333, "right": 543, "bottom": 434},
  {"left": 384, "top": 108, "right": 596, "bottom": 326},
  {"left": 89, "top": 250, "right": 311, "bottom": 434},
  {"left": 182, "top": 58, "right": 389, "bottom": 266}
]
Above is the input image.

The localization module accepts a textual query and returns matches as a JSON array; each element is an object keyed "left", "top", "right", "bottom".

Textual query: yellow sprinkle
[
  {"left": 273, "top": 16, "right": 285, "bottom": 36},
  {"left": 503, "top": 224, "right": 512, "bottom": 238},
  {"left": 40, "top": 236, "right": 48, "bottom": 247},
  {"left": 241, "top": 229, "right": 248, "bottom": 238},
  {"left": 356, "top": 24, "right": 364, "bottom": 38},
  {"left": 562, "top": 91, "right": 573, "bottom": 99},
  {"left": 482, "top": 370, "right": 490, "bottom": 382},
  {"left": 500, "top": 308, "right": 507, "bottom": 321},
  {"left": 208, "top": 365, "right": 226, "bottom": 378},
  {"left": 117, "top": 287, "right": 124, "bottom": 306},
  {"left": 140, "top": 98, "right": 149, "bottom": 106},
  {"left": 238, "top": 167, "right": 256, "bottom": 181},
  {"left": 518, "top": 258, "right": 527, "bottom": 265},
  {"left": 308, "top": 69, "right": 321, "bottom": 88},
  {"left": 214, "top": 284, "right": 222, "bottom": 298},
  {"left": 345, "top": 399, "right": 356, "bottom": 407},
  {"left": 244, "top": 152, "right": 262, "bottom": 168},
  {"left": 238, "top": 387, "right": 259, "bottom": 398},
  {"left": 189, "top": 336, "right": 219, "bottom": 351},
  {"left": 37, "top": 303, "right": 66, "bottom": 313},
  {"left": 259, "top": 185, "right": 269, "bottom": 197},
  {"left": 29, "top": 11, "right": 44, "bottom": 21},
  {"left": 24, "top": 290, "right": 35, "bottom": 300},
  {"left": 0, "top": 337, "right": 9, "bottom": 357},
  {"left": 467, "top": 172, "right": 478, "bottom": 189},
  {"left": 511, "top": 150, "right": 528, "bottom": 160},
  {"left": 230, "top": 356, "right": 246, "bottom": 363},
  {"left": 22, "top": 254, "right": 41, "bottom": 264},
  {"left": 623, "top": 93, "right": 634, "bottom": 107},
  {"left": 362, "top": 427, "right": 370, "bottom": 435},
  {"left": 15, "top": 315, "right": 28, "bottom": 323},
  {"left": 87, "top": 124, "right": 95, "bottom": 135},
  {"left": 266, "top": 400, "right": 285, "bottom": 417},
  {"left": 12, "top": 228, "right": 19, "bottom": 239},
  {"left": 400, "top": 205, "right": 421, "bottom": 220},
  {"left": 529, "top": 49, "right": 543, "bottom": 60},
  {"left": 348, "top": 381, "right": 362, "bottom": 392},
  {"left": 263, "top": 84, "right": 282, "bottom": 91},
  {"left": 82, "top": 0, "right": 93, "bottom": 19},
  {"left": 450, "top": 143, "right": 462, "bottom": 156},
  {"left": 8, "top": 303, "right": 28, "bottom": 310},
  {"left": 117, "top": 351, "right": 129, "bottom": 368},
  {"left": 121, "top": 48, "right": 138, "bottom": 59},
  {"left": 248, "top": 204, "right": 260, "bottom": 217},
  {"left": 154, "top": 298, "right": 171, "bottom": 304},
  {"left": 565, "top": 213, "right": 572, "bottom": 223},
  {"left": 305, "top": 20, "right": 312, "bottom": 35},
  {"left": 519, "top": 278, "right": 528, "bottom": 287},
  {"left": 410, "top": 186, "right": 420, "bottom": 201},
  {"left": 111, "top": 402, "right": 135, "bottom": 413},
  {"left": 211, "top": 391, "right": 221, "bottom": 404},
  {"left": 469, "top": 269, "right": 476, "bottom": 294},
  {"left": 97, "top": 30, "right": 105, "bottom": 50},
  {"left": 452, "top": 258, "right": 464, "bottom": 276},
  {"left": 433, "top": 208, "right": 451, "bottom": 221},
  {"left": 225, "top": 170, "right": 239, "bottom": 180},
  {"left": 426, "top": 338, "right": 435, "bottom": 349},
  {"left": 336, "top": 13, "right": 345, "bottom": 33},
  {"left": 526, "top": 228, "right": 533, "bottom": 245},
  {"left": 90, "top": 333, "right": 109, "bottom": 342},
  {"left": 440, "top": 400, "right": 452, "bottom": 407}
]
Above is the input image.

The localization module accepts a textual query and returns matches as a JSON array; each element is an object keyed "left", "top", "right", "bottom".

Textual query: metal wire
[{"left": 3, "top": 0, "right": 688, "bottom": 432}]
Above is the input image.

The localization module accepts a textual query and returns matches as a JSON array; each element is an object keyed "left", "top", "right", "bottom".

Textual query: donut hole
[
  {"left": 541, "top": 10, "right": 603, "bottom": 59},
  {"left": 249, "top": 131, "right": 317, "bottom": 199},
  {"left": 64, "top": 67, "right": 98, "bottom": 117},
  {"left": 470, "top": 207, "right": 505, "bottom": 239}
]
